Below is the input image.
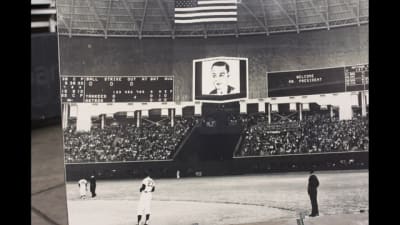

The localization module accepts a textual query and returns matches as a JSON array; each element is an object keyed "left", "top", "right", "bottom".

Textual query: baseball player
[
  {"left": 137, "top": 171, "right": 155, "bottom": 225},
  {"left": 78, "top": 178, "right": 88, "bottom": 199}
]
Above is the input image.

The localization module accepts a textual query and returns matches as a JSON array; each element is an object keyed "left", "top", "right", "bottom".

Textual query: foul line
[{"left": 155, "top": 199, "right": 296, "bottom": 212}]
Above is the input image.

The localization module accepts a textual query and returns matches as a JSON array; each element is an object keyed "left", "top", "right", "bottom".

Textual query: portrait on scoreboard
[{"left": 194, "top": 57, "right": 248, "bottom": 101}]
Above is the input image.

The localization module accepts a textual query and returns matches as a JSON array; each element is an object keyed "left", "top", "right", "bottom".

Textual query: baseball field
[{"left": 66, "top": 169, "right": 368, "bottom": 225}]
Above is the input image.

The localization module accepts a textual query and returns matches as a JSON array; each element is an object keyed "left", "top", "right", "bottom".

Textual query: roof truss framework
[
  {"left": 326, "top": 0, "right": 330, "bottom": 29},
  {"left": 307, "top": 0, "right": 329, "bottom": 29},
  {"left": 259, "top": 0, "right": 269, "bottom": 35},
  {"left": 293, "top": 0, "right": 299, "bottom": 33},
  {"left": 357, "top": 0, "right": 360, "bottom": 26},
  {"left": 87, "top": 0, "right": 106, "bottom": 35},
  {"left": 104, "top": 0, "right": 113, "bottom": 38},
  {"left": 271, "top": 0, "right": 298, "bottom": 31},
  {"left": 56, "top": 0, "right": 368, "bottom": 38},
  {"left": 340, "top": 0, "right": 357, "bottom": 19},
  {"left": 139, "top": 0, "right": 149, "bottom": 38},
  {"left": 121, "top": 0, "right": 141, "bottom": 36},
  {"left": 69, "top": 0, "right": 74, "bottom": 37},
  {"left": 240, "top": 1, "right": 268, "bottom": 33},
  {"left": 156, "top": 0, "right": 174, "bottom": 36}
]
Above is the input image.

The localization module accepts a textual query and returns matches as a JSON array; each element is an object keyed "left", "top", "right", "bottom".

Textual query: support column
[
  {"left": 302, "top": 103, "right": 309, "bottom": 119},
  {"left": 299, "top": 103, "right": 302, "bottom": 121},
  {"left": 337, "top": 93, "right": 354, "bottom": 120},
  {"left": 258, "top": 101, "right": 265, "bottom": 113},
  {"left": 136, "top": 111, "right": 141, "bottom": 128},
  {"left": 62, "top": 103, "right": 67, "bottom": 129},
  {"left": 330, "top": 105, "right": 334, "bottom": 119},
  {"left": 289, "top": 103, "right": 296, "bottom": 112},
  {"left": 101, "top": 114, "right": 105, "bottom": 129},
  {"left": 76, "top": 104, "right": 92, "bottom": 132},
  {"left": 161, "top": 108, "right": 168, "bottom": 117},
  {"left": 194, "top": 102, "right": 202, "bottom": 116},
  {"left": 338, "top": 103, "right": 353, "bottom": 120},
  {"left": 171, "top": 109, "right": 175, "bottom": 127},
  {"left": 361, "top": 91, "right": 367, "bottom": 117},
  {"left": 268, "top": 104, "right": 271, "bottom": 124},
  {"left": 67, "top": 104, "right": 70, "bottom": 128},
  {"left": 339, "top": 106, "right": 352, "bottom": 120},
  {"left": 240, "top": 100, "right": 247, "bottom": 114},
  {"left": 175, "top": 107, "right": 182, "bottom": 117}
]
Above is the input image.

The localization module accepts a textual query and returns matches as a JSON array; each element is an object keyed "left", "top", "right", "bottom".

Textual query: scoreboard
[
  {"left": 61, "top": 76, "right": 173, "bottom": 103},
  {"left": 267, "top": 64, "right": 368, "bottom": 97},
  {"left": 267, "top": 67, "right": 346, "bottom": 97},
  {"left": 60, "top": 77, "right": 85, "bottom": 102},
  {"left": 344, "top": 64, "right": 369, "bottom": 91}
]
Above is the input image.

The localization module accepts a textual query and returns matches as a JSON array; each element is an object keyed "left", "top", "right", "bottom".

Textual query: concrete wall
[
  {"left": 65, "top": 151, "right": 368, "bottom": 181},
  {"left": 59, "top": 25, "right": 368, "bottom": 101},
  {"left": 32, "top": 33, "right": 60, "bottom": 121}
]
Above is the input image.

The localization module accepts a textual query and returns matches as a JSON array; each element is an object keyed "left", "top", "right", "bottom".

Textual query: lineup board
[
  {"left": 344, "top": 64, "right": 369, "bottom": 91},
  {"left": 60, "top": 76, "right": 173, "bottom": 103}
]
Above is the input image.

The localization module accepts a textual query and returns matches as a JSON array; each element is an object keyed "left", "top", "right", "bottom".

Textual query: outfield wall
[{"left": 65, "top": 151, "right": 368, "bottom": 181}]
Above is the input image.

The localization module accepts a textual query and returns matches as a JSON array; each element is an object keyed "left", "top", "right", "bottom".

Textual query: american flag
[{"left": 174, "top": 0, "right": 238, "bottom": 24}]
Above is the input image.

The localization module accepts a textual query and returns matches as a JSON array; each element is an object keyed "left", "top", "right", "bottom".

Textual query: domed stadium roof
[{"left": 56, "top": 0, "right": 368, "bottom": 38}]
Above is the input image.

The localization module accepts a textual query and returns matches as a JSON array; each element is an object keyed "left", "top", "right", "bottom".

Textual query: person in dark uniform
[
  {"left": 89, "top": 174, "right": 97, "bottom": 198},
  {"left": 308, "top": 170, "right": 319, "bottom": 217}
]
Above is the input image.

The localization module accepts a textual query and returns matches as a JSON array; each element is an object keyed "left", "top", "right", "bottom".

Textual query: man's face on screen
[{"left": 211, "top": 65, "right": 229, "bottom": 92}]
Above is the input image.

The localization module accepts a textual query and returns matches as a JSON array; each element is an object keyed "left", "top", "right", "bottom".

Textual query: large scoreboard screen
[
  {"left": 60, "top": 76, "right": 173, "bottom": 103},
  {"left": 267, "top": 64, "right": 368, "bottom": 97},
  {"left": 193, "top": 57, "right": 248, "bottom": 101},
  {"left": 344, "top": 64, "right": 369, "bottom": 91},
  {"left": 267, "top": 67, "right": 346, "bottom": 97}
]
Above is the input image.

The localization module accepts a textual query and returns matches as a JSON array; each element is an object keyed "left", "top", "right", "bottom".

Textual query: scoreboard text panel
[
  {"left": 344, "top": 64, "right": 369, "bottom": 91},
  {"left": 267, "top": 64, "right": 368, "bottom": 97},
  {"left": 61, "top": 76, "right": 173, "bottom": 103},
  {"left": 267, "top": 67, "right": 346, "bottom": 97}
]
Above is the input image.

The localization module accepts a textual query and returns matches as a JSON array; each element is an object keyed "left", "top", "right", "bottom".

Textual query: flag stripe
[
  {"left": 175, "top": 15, "right": 237, "bottom": 20},
  {"left": 195, "top": 3, "right": 237, "bottom": 7},
  {"left": 176, "top": 4, "right": 237, "bottom": 10},
  {"left": 198, "top": 0, "right": 237, "bottom": 5},
  {"left": 175, "top": 18, "right": 237, "bottom": 23},
  {"left": 176, "top": 9, "right": 237, "bottom": 14},
  {"left": 175, "top": 11, "right": 237, "bottom": 18},
  {"left": 175, "top": 5, "right": 237, "bottom": 12}
]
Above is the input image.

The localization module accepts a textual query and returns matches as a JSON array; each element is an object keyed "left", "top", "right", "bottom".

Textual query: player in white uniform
[
  {"left": 137, "top": 172, "right": 155, "bottom": 225},
  {"left": 78, "top": 179, "right": 88, "bottom": 199}
]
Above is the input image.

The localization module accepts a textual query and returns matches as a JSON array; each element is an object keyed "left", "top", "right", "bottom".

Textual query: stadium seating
[
  {"left": 64, "top": 109, "right": 368, "bottom": 163},
  {"left": 63, "top": 117, "right": 198, "bottom": 163},
  {"left": 236, "top": 111, "right": 368, "bottom": 157}
]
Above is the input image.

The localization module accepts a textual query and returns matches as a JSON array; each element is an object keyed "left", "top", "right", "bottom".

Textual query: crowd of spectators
[
  {"left": 64, "top": 108, "right": 368, "bottom": 162},
  {"left": 64, "top": 117, "right": 198, "bottom": 163},
  {"left": 237, "top": 111, "right": 369, "bottom": 157}
]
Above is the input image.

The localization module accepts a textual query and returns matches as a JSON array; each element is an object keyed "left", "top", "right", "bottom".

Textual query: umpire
[
  {"left": 89, "top": 173, "right": 97, "bottom": 198},
  {"left": 307, "top": 170, "right": 319, "bottom": 217}
]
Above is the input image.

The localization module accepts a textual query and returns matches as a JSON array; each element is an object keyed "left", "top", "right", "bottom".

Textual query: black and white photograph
[
  {"left": 194, "top": 56, "right": 248, "bottom": 101},
  {"left": 41, "top": 0, "right": 370, "bottom": 224},
  {"left": 201, "top": 58, "right": 241, "bottom": 96}
]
